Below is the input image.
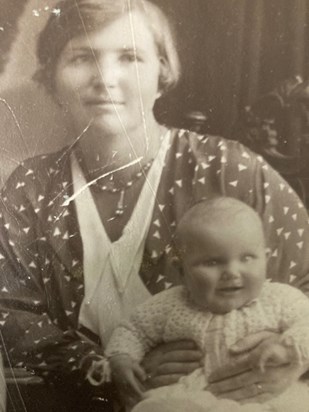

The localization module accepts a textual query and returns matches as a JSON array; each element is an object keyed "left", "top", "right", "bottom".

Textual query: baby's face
[{"left": 181, "top": 212, "right": 267, "bottom": 314}]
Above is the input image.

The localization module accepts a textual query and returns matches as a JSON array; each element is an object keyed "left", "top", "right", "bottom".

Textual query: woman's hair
[{"left": 34, "top": 0, "right": 180, "bottom": 95}]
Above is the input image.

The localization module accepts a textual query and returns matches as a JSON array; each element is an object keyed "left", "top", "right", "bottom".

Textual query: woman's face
[{"left": 54, "top": 11, "right": 161, "bottom": 137}]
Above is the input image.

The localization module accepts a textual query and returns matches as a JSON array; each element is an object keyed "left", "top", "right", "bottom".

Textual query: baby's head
[{"left": 174, "top": 197, "right": 268, "bottom": 314}]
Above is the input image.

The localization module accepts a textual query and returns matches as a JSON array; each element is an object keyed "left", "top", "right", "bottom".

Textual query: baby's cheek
[
  {"left": 193, "top": 280, "right": 212, "bottom": 301},
  {"left": 186, "top": 269, "right": 215, "bottom": 299},
  {"left": 195, "top": 271, "right": 214, "bottom": 288}
]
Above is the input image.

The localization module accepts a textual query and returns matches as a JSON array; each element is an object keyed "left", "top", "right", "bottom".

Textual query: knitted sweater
[{"left": 106, "top": 282, "right": 309, "bottom": 386}]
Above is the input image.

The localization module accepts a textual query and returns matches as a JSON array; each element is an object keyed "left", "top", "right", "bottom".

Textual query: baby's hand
[
  {"left": 258, "top": 342, "right": 293, "bottom": 373},
  {"left": 109, "top": 354, "right": 146, "bottom": 401}
]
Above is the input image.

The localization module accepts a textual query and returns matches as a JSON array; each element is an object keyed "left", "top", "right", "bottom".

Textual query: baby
[{"left": 106, "top": 197, "right": 309, "bottom": 412}]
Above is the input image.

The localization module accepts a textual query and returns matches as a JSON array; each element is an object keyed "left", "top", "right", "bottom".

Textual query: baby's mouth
[{"left": 217, "top": 286, "right": 244, "bottom": 293}]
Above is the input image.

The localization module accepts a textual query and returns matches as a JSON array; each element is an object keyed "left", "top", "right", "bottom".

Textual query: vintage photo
[{"left": 0, "top": 1, "right": 308, "bottom": 411}]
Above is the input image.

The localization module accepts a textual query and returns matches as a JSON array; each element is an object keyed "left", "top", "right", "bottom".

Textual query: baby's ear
[
  {"left": 265, "top": 247, "right": 271, "bottom": 260},
  {"left": 170, "top": 256, "right": 184, "bottom": 276}
]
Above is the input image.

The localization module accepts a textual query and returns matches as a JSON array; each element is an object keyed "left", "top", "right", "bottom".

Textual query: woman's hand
[
  {"left": 141, "top": 340, "right": 202, "bottom": 389},
  {"left": 207, "top": 331, "right": 307, "bottom": 403}
]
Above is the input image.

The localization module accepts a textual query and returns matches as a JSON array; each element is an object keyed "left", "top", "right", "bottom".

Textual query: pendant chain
[
  {"left": 92, "top": 159, "right": 154, "bottom": 219},
  {"left": 93, "top": 159, "right": 153, "bottom": 193}
]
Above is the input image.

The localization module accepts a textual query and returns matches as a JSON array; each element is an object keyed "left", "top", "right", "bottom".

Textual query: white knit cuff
[
  {"left": 85, "top": 356, "right": 112, "bottom": 386},
  {"left": 280, "top": 334, "right": 309, "bottom": 365}
]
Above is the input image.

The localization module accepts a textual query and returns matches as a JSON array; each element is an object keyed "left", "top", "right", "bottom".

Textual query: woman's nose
[{"left": 92, "top": 59, "right": 119, "bottom": 89}]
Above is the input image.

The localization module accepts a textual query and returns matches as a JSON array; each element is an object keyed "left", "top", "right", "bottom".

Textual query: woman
[{"left": 0, "top": 0, "right": 308, "bottom": 410}]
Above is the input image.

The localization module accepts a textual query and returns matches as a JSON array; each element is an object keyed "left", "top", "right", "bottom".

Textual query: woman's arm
[
  {"left": 254, "top": 153, "right": 309, "bottom": 292},
  {"left": 142, "top": 340, "right": 202, "bottom": 388},
  {"left": 0, "top": 164, "right": 110, "bottom": 405}
]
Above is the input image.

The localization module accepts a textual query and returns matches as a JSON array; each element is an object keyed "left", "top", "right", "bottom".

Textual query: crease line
[
  {"left": 0, "top": 97, "right": 30, "bottom": 157},
  {"left": 74, "top": 0, "right": 145, "bottom": 168},
  {"left": 62, "top": 156, "right": 143, "bottom": 206},
  {"left": 127, "top": 0, "right": 149, "bottom": 152}
]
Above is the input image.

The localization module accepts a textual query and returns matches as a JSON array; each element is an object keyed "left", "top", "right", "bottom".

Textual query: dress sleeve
[
  {"left": 0, "top": 165, "right": 108, "bottom": 397},
  {"left": 191, "top": 136, "right": 309, "bottom": 293},
  {"left": 106, "top": 288, "right": 180, "bottom": 362}
]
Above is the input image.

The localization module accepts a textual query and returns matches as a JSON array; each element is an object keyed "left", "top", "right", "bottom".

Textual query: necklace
[{"left": 93, "top": 159, "right": 154, "bottom": 218}]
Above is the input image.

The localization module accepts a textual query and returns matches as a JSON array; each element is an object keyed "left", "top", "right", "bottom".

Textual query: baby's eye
[
  {"left": 241, "top": 254, "right": 255, "bottom": 263},
  {"left": 202, "top": 259, "right": 219, "bottom": 267}
]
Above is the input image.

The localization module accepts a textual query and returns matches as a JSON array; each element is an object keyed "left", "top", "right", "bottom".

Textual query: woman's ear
[
  {"left": 265, "top": 247, "right": 271, "bottom": 261},
  {"left": 157, "top": 57, "right": 169, "bottom": 99},
  {"left": 155, "top": 90, "right": 162, "bottom": 100}
]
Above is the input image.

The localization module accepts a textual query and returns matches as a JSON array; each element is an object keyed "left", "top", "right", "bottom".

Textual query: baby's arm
[
  {"left": 106, "top": 287, "right": 180, "bottom": 359},
  {"left": 106, "top": 287, "right": 182, "bottom": 398},
  {"left": 109, "top": 354, "right": 146, "bottom": 400},
  {"left": 257, "top": 341, "right": 295, "bottom": 372},
  {"left": 106, "top": 322, "right": 149, "bottom": 402}
]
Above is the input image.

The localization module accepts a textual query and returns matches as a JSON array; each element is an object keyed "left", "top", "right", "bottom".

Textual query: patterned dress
[{"left": 0, "top": 129, "right": 308, "bottom": 395}]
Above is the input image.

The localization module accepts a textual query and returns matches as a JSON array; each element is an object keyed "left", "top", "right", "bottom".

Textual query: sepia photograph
[{"left": 0, "top": 0, "right": 309, "bottom": 411}]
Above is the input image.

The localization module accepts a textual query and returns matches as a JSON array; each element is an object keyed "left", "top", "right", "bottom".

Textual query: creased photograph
[{"left": 0, "top": 1, "right": 309, "bottom": 411}]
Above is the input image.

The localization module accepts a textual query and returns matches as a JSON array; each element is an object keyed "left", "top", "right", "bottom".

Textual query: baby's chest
[{"left": 163, "top": 303, "right": 282, "bottom": 355}]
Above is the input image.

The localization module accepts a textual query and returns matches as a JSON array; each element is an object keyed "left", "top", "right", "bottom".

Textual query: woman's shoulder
[
  {"left": 167, "top": 128, "right": 263, "bottom": 183},
  {"left": 1, "top": 147, "right": 72, "bottom": 208},
  {"left": 2, "top": 146, "right": 71, "bottom": 190},
  {"left": 170, "top": 127, "right": 223, "bottom": 146},
  {"left": 170, "top": 128, "right": 255, "bottom": 159},
  {"left": 16, "top": 146, "right": 70, "bottom": 173}
]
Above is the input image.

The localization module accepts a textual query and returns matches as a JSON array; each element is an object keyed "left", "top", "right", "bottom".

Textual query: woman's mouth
[
  {"left": 85, "top": 100, "right": 125, "bottom": 115},
  {"left": 85, "top": 98, "right": 124, "bottom": 107}
]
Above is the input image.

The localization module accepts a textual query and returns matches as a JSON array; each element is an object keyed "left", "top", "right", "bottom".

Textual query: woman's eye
[
  {"left": 71, "top": 54, "right": 92, "bottom": 64},
  {"left": 120, "top": 52, "right": 142, "bottom": 63}
]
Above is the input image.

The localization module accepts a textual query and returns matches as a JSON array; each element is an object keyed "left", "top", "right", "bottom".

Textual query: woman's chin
[{"left": 76, "top": 117, "right": 125, "bottom": 138}]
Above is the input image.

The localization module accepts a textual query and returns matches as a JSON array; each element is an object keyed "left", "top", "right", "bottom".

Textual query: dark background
[{"left": 154, "top": 0, "right": 309, "bottom": 135}]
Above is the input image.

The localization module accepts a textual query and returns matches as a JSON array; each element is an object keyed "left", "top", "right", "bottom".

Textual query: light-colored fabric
[
  {"left": 134, "top": 382, "right": 309, "bottom": 412},
  {"left": 106, "top": 282, "right": 309, "bottom": 411},
  {"left": 75, "top": 132, "right": 171, "bottom": 346}
]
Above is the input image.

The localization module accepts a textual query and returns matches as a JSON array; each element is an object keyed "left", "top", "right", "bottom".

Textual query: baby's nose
[{"left": 221, "top": 261, "right": 241, "bottom": 279}]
